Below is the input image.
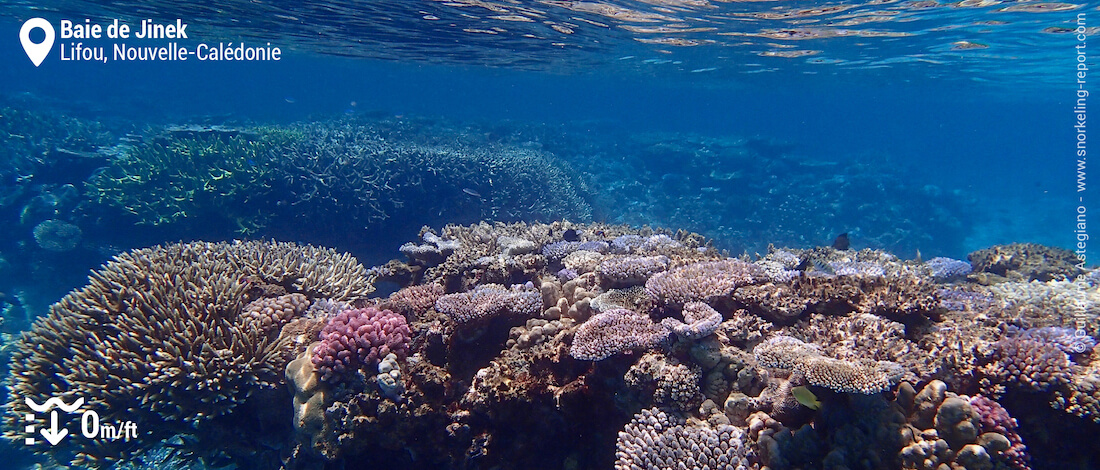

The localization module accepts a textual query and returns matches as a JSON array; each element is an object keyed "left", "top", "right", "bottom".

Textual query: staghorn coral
[
  {"left": 311, "top": 306, "right": 411, "bottom": 383},
  {"left": 646, "top": 259, "right": 763, "bottom": 306},
  {"left": 3, "top": 240, "right": 374, "bottom": 466},
  {"left": 615, "top": 407, "right": 756, "bottom": 470},
  {"left": 87, "top": 128, "right": 295, "bottom": 233},
  {"left": 434, "top": 283, "right": 542, "bottom": 325},
  {"left": 277, "top": 119, "right": 592, "bottom": 227},
  {"left": 569, "top": 308, "right": 670, "bottom": 361},
  {"left": 753, "top": 335, "right": 903, "bottom": 394},
  {"left": 663, "top": 301, "right": 724, "bottom": 340}
]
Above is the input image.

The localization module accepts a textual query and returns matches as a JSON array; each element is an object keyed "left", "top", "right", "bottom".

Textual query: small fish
[
  {"left": 284, "top": 97, "right": 296, "bottom": 104},
  {"left": 791, "top": 386, "right": 821, "bottom": 410},
  {"left": 832, "top": 233, "right": 850, "bottom": 250},
  {"left": 563, "top": 229, "right": 580, "bottom": 242},
  {"left": 462, "top": 188, "right": 482, "bottom": 198}
]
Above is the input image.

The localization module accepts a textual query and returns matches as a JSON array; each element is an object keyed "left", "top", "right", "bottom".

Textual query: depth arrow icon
[{"left": 39, "top": 411, "right": 67, "bottom": 446}]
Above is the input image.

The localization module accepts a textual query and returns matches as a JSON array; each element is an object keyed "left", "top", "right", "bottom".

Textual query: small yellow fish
[{"left": 792, "top": 386, "right": 821, "bottom": 410}]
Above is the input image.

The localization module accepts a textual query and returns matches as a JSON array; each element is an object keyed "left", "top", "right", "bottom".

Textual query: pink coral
[
  {"left": 969, "top": 395, "right": 1031, "bottom": 470},
  {"left": 311, "top": 307, "right": 411, "bottom": 382}
]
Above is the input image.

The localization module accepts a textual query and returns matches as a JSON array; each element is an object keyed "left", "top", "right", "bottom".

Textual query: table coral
[
  {"left": 646, "top": 259, "right": 763, "bottom": 306},
  {"left": 569, "top": 308, "right": 670, "bottom": 361}
]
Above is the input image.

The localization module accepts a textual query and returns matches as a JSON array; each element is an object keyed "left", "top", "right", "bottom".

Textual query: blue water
[{"left": 0, "top": 0, "right": 1095, "bottom": 468}]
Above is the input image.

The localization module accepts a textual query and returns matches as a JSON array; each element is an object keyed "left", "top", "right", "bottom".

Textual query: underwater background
[{"left": 0, "top": 0, "right": 1096, "bottom": 469}]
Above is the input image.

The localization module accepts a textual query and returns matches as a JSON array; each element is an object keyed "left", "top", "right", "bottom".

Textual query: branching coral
[
  {"left": 3, "top": 240, "right": 375, "bottom": 466},
  {"left": 87, "top": 128, "right": 294, "bottom": 232}
]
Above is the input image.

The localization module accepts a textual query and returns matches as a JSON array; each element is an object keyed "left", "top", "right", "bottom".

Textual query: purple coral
[
  {"left": 661, "top": 301, "right": 722, "bottom": 340},
  {"left": 828, "top": 261, "right": 885, "bottom": 277},
  {"left": 570, "top": 309, "right": 670, "bottom": 361},
  {"left": 1017, "top": 326, "right": 1097, "bottom": 356},
  {"left": 542, "top": 240, "right": 610, "bottom": 261},
  {"left": 926, "top": 257, "right": 973, "bottom": 282},
  {"left": 312, "top": 307, "right": 411, "bottom": 382},
  {"left": 597, "top": 255, "right": 670, "bottom": 286},
  {"left": 937, "top": 288, "right": 994, "bottom": 312},
  {"left": 435, "top": 284, "right": 542, "bottom": 325},
  {"left": 970, "top": 395, "right": 1031, "bottom": 470},
  {"left": 645, "top": 259, "right": 762, "bottom": 305}
]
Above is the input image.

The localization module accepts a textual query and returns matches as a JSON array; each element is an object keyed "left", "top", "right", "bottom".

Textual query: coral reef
[
  {"left": 31, "top": 219, "right": 82, "bottom": 252},
  {"left": 3, "top": 240, "right": 374, "bottom": 466},
  {"left": 925, "top": 256, "right": 973, "bottom": 282},
  {"left": 7, "top": 221, "right": 1099, "bottom": 470},
  {"left": 87, "top": 127, "right": 295, "bottom": 233}
]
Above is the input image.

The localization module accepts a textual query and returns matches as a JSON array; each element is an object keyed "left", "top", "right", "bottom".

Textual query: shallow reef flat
[{"left": 5, "top": 222, "right": 1098, "bottom": 470}]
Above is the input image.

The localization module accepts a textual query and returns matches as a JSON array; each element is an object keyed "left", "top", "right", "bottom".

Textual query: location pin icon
[{"left": 20, "top": 18, "right": 55, "bottom": 67}]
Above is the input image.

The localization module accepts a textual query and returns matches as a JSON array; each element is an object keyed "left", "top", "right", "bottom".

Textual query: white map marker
[{"left": 20, "top": 18, "right": 54, "bottom": 67}]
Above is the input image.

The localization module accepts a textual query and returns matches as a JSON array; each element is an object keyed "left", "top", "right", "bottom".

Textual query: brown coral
[
  {"left": 968, "top": 243, "right": 1084, "bottom": 282},
  {"left": 3, "top": 240, "right": 374, "bottom": 466}
]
